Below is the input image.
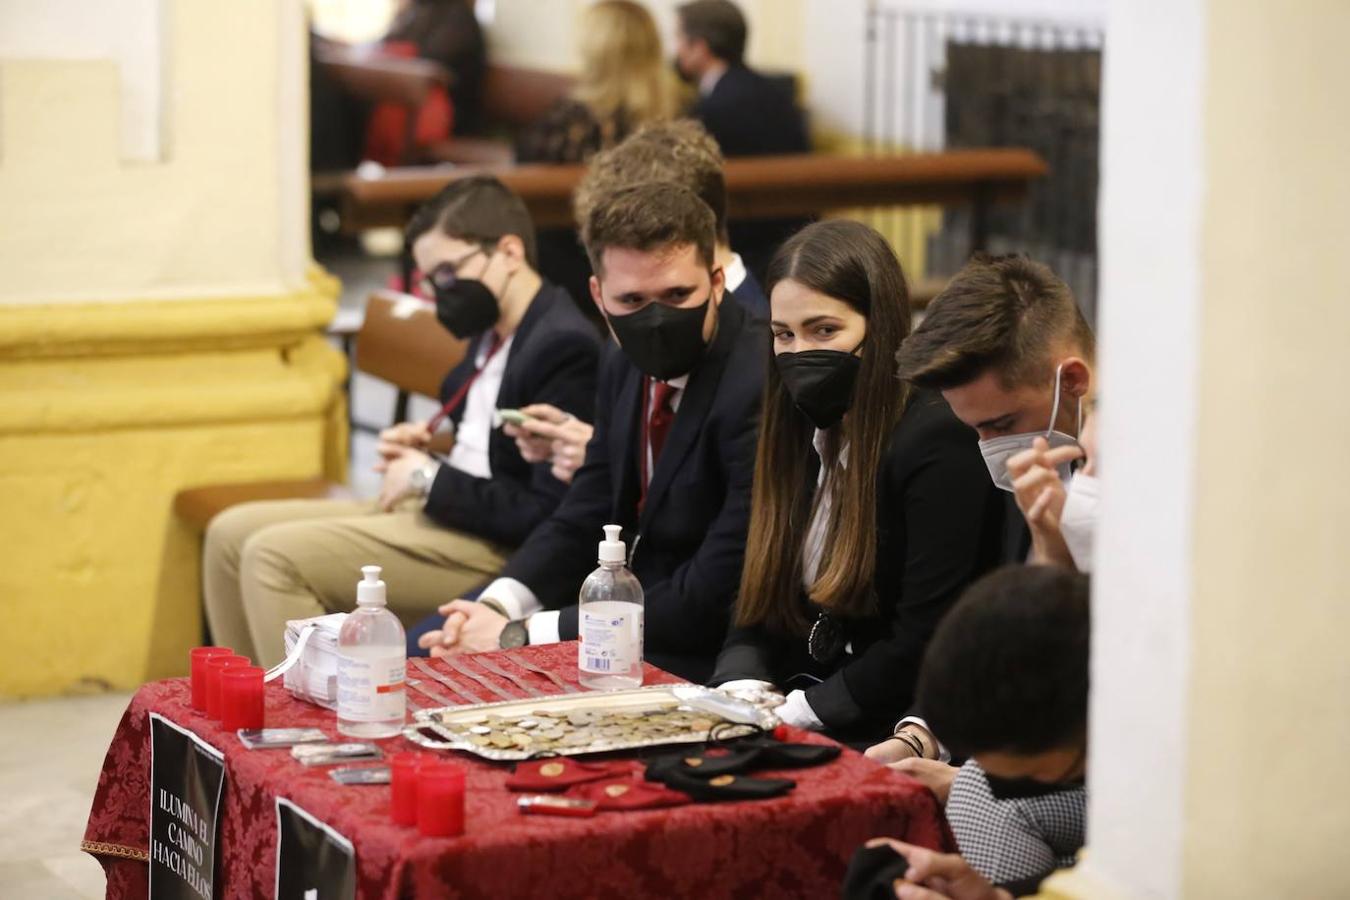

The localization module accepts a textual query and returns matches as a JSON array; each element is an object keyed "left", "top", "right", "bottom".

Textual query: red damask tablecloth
[{"left": 83, "top": 642, "right": 952, "bottom": 899}]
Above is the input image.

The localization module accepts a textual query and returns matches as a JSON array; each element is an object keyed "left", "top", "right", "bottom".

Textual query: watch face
[{"left": 499, "top": 620, "right": 528, "bottom": 649}]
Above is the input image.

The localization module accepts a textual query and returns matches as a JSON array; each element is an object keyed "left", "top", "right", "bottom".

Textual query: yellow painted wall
[
  {"left": 0, "top": 1, "right": 344, "bottom": 697},
  {"left": 1182, "top": 0, "right": 1350, "bottom": 894}
]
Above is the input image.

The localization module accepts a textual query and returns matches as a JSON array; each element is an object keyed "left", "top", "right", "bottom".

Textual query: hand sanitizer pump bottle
[
  {"left": 337, "top": 566, "right": 407, "bottom": 737},
  {"left": 577, "top": 525, "right": 644, "bottom": 689}
]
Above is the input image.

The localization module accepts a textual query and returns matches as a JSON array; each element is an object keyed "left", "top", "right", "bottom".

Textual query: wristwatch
[
  {"left": 408, "top": 460, "right": 439, "bottom": 499},
  {"left": 477, "top": 597, "right": 530, "bottom": 649},
  {"left": 499, "top": 619, "right": 529, "bottom": 649}
]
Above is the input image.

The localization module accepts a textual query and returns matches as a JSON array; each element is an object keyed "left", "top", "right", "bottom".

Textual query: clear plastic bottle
[
  {"left": 577, "top": 524, "right": 645, "bottom": 690},
  {"left": 337, "top": 566, "right": 406, "bottom": 738}
]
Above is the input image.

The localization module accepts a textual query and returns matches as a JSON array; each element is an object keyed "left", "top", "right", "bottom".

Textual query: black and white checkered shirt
[{"left": 945, "top": 759, "right": 1086, "bottom": 892}]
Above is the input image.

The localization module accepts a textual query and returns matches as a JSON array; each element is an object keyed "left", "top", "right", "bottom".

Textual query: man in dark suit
[
  {"left": 202, "top": 177, "right": 601, "bottom": 666},
  {"left": 675, "top": 1, "right": 811, "bottom": 282},
  {"left": 418, "top": 182, "right": 766, "bottom": 681},
  {"left": 675, "top": 0, "right": 809, "bottom": 158},
  {"left": 482, "top": 118, "right": 766, "bottom": 490}
]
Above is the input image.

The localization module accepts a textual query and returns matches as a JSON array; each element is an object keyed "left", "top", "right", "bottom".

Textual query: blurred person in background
[{"left": 515, "top": 0, "right": 675, "bottom": 164}]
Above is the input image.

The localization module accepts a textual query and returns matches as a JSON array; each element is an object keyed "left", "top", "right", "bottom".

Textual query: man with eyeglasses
[
  {"left": 202, "top": 176, "right": 602, "bottom": 666},
  {"left": 414, "top": 182, "right": 766, "bottom": 682}
]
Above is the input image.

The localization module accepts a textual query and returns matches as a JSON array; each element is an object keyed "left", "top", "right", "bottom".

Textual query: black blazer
[
  {"left": 423, "top": 282, "right": 602, "bottom": 546},
  {"left": 693, "top": 64, "right": 810, "bottom": 158},
  {"left": 711, "top": 390, "right": 1006, "bottom": 740},
  {"left": 729, "top": 267, "right": 769, "bottom": 319},
  {"left": 500, "top": 299, "right": 767, "bottom": 682}
]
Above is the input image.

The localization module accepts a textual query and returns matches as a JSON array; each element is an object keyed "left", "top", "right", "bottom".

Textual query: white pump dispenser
[
  {"left": 337, "top": 565, "right": 406, "bottom": 737},
  {"left": 577, "top": 524, "right": 645, "bottom": 689}
]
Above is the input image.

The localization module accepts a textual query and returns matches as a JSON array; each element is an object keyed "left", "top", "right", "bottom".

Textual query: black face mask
[
  {"left": 984, "top": 772, "right": 1085, "bottom": 802},
  {"left": 434, "top": 278, "right": 499, "bottom": 339},
  {"left": 774, "top": 347, "right": 863, "bottom": 430},
  {"left": 608, "top": 295, "right": 712, "bottom": 381}
]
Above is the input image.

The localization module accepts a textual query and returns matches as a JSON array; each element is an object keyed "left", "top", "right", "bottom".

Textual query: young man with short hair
[
  {"left": 869, "top": 254, "right": 1095, "bottom": 765},
  {"left": 203, "top": 176, "right": 601, "bottom": 666},
  {"left": 416, "top": 182, "right": 766, "bottom": 682},
  {"left": 508, "top": 119, "right": 768, "bottom": 484}
]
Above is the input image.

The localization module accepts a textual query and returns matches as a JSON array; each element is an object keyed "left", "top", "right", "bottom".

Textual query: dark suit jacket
[
  {"left": 693, "top": 64, "right": 810, "bottom": 157},
  {"left": 711, "top": 390, "right": 1006, "bottom": 741},
  {"left": 499, "top": 299, "right": 767, "bottom": 682},
  {"left": 423, "top": 282, "right": 602, "bottom": 546},
  {"left": 729, "top": 267, "right": 769, "bottom": 318}
]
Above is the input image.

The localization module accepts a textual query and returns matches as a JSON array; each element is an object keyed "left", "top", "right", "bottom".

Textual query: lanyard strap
[{"left": 428, "top": 333, "right": 503, "bottom": 433}]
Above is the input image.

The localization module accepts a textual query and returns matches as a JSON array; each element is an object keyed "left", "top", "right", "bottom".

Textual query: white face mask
[
  {"left": 977, "top": 362, "right": 1082, "bottom": 492},
  {"left": 1060, "top": 471, "right": 1099, "bottom": 571}
]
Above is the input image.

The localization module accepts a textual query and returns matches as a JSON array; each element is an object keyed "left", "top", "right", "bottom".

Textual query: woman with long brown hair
[{"left": 711, "top": 220, "right": 1004, "bottom": 743}]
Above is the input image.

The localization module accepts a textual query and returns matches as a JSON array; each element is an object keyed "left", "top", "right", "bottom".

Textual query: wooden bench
[
  {"left": 337, "top": 148, "right": 1048, "bottom": 250},
  {"left": 174, "top": 291, "right": 466, "bottom": 533}
]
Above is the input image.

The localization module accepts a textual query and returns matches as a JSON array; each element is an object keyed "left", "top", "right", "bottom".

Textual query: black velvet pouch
[
  {"left": 731, "top": 735, "right": 841, "bottom": 768},
  {"left": 841, "top": 843, "right": 910, "bottom": 900},
  {"left": 644, "top": 747, "right": 764, "bottom": 782},
  {"left": 654, "top": 766, "right": 796, "bottom": 802}
]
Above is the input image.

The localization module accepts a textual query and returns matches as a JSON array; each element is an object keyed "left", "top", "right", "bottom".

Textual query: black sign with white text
[
  {"left": 149, "top": 713, "right": 225, "bottom": 900},
  {"left": 275, "top": 797, "right": 356, "bottom": 900}
]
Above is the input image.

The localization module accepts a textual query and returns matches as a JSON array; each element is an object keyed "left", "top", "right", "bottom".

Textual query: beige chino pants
[{"left": 202, "top": 498, "right": 509, "bottom": 666}]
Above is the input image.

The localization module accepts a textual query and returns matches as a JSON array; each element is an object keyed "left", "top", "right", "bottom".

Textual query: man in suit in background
[
  {"left": 675, "top": 0, "right": 809, "bottom": 158},
  {"left": 417, "top": 182, "right": 766, "bottom": 682},
  {"left": 674, "top": 0, "right": 812, "bottom": 282}
]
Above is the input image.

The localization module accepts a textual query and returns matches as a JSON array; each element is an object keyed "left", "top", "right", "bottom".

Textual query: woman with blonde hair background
[{"left": 516, "top": 0, "right": 675, "bottom": 163}]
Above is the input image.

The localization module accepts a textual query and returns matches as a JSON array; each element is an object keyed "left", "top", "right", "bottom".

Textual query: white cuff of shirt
[
  {"left": 525, "top": 610, "right": 561, "bottom": 646},
  {"left": 482, "top": 577, "right": 542, "bottom": 621},
  {"left": 716, "top": 678, "right": 776, "bottom": 693},
  {"left": 898, "top": 715, "right": 952, "bottom": 763},
  {"left": 776, "top": 689, "right": 825, "bottom": 731}
]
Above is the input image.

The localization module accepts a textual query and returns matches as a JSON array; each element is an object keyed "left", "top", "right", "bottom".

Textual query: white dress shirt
[
  {"left": 723, "top": 252, "right": 748, "bottom": 295},
  {"left": 444, "top": 334, "right": 513, "bottom": 479}
]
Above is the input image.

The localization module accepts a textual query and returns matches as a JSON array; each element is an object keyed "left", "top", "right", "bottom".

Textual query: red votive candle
[
  {"left": 417, "top": 761, "right": 466, "bottom": 837},
  {"left": 205, "top": 654, "right": 250, "bottom": 720},
  {"left": 390, "top": 752, "right": 428, "bottom": 826},
  {"left": 219, "top": 666, "right": 265, "bottom": 731},
  {"left": 190, "top": 647, "right": 233, "bottom": 711}
]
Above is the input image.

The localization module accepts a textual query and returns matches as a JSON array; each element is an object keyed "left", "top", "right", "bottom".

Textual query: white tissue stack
[{"left": 281, "top": 613, "right": 348, "bottom": 709}]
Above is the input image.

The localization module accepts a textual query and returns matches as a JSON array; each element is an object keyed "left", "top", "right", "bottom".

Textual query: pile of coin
[{"left": 433, "top": 703, "right": 727, "bottom": 754}]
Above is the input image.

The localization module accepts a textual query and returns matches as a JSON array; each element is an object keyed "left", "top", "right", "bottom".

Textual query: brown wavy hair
[{"left": 734, "top": 220, "right": 913, "bottom": 634}]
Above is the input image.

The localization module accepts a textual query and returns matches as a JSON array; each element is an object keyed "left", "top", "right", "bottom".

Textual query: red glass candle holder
[
  {"left": 205, "top": 654, "right": 250, "bottom": 720},
  {"left": 390, "top": 752, "right": 428, "bottom": 826},
  {"left": 417, "top": 761, "right": 466, "bottom": 837},
  {"left": 189, "top": 647, "right": 233, "bottom": 711},
  {"left": 219, "top": 666, "right": 265, "bottom": 731}
]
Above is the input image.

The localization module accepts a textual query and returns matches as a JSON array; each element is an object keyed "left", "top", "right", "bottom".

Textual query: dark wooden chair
[{"left": 174, "top": 292, "right": 466, "bottom": 533}]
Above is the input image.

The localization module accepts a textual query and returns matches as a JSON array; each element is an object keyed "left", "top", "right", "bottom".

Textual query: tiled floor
[{"left": 0, "top": 691, "right": 134, "bottom": 898}]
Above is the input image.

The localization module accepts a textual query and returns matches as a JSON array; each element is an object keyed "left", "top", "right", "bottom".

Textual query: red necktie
[
  {"left": 639, "top": 379, "right": 678, "bottom": 511},
  {"left": 647, "top": 381, "right": 678, "bottom": 467}
]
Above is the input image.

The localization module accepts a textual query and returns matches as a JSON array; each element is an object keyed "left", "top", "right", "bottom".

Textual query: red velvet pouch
[
  {"left": 571, "top": 777, "right": 691, "bottom": 811},
  {"left": 505, "top": 759, "right": 632, "bottom": 793}
]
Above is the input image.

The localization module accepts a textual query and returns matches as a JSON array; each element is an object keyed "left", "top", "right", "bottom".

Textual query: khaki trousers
[{"left": 202, "top": 498, "right": 510, "bottom": 667}]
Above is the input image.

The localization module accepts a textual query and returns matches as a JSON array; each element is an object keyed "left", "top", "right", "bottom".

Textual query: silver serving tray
[{"left": 403, "top": 684, "right": 780, "bottom": 761}]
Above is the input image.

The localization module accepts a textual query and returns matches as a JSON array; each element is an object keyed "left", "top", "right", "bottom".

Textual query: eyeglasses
[{"left": 418, "top": 247, "right": 486, "bottom": 296}]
